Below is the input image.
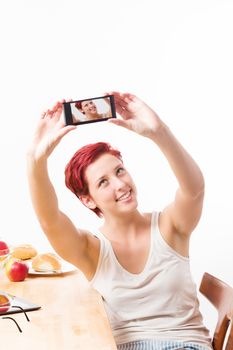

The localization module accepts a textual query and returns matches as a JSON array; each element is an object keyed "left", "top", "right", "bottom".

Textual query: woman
[
  {"left": 73, "top": 98, "right": 111, "bottom": 122},
  {"left": 27, "top": 92, "right": 212, "bottom": 350}
]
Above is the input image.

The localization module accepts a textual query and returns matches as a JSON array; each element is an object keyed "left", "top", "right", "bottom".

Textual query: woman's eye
[
  {"left": 117, "top": 167, "right": 125, "bottom": 175},
  {"left": 99, "top": 179, "right": 107, "bottom": 187}
]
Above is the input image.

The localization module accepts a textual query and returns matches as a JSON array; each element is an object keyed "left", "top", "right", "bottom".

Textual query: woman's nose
[{"left": 111, "top": 177, "right": 125, "bottom": 190}]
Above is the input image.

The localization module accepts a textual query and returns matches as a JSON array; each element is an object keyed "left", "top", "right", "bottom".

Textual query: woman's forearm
[
  {"left": 27, "top": 154, "right": 60, "bottom": 228},
  {"left": 149, "top": 123, "right": 205, "bottom": 198}
]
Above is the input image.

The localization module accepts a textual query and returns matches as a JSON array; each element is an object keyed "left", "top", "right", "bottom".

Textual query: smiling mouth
[{"left": 116, "top": 190, "right": 132, "bottom": 202}]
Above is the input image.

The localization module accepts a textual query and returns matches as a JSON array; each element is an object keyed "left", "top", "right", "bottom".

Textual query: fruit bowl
[
  {"left": 0, "top": 248, "right": 10, "bottom": 269},
  {"left": 0, "top": 240, "right": 10, "bottom": 257},
  {"left": 0, "top": 248, "right": 10, "bottom": 258}
]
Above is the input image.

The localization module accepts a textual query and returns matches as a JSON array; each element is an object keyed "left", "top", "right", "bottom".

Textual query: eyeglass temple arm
[
  {"left": 2, "top": 316, "right": 23, "bottom": 333},
  {"left": 12, "top": 305, "right": 30, "bottom": 322}
]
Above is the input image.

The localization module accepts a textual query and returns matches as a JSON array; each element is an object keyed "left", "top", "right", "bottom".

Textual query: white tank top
[{"left": 89, "top": 212, "right": 212, "bottom": 347}]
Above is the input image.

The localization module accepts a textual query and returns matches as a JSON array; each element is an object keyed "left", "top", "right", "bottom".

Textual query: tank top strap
[
  {"left": 88, "top": 230, "right": 112, "bottom": 285},
  {"left": 93, "top": 229, "right": 112, "bottom": 258},
  {"left": 151, "top": 211, "right": 160, "bottom": 236}
]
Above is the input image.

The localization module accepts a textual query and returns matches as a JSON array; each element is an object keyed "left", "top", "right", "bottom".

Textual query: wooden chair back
[{"left": 199, "top": 272, "right": 233, "bottom": 350}]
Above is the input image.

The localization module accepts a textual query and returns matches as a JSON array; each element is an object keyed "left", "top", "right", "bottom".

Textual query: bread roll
[
  {"left": 32, "top": 253, "right": 62, "bottom": 272},
  {"left": 11, "top": 244, "right": 37, "bottom": 260}
]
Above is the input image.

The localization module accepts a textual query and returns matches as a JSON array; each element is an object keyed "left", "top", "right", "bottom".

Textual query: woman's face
[
  {"left": 82, "top": 153, "right": 138, "bottom": 216},
  {"left": 80, "top": 100, "right": 97, "bottom": 115}
]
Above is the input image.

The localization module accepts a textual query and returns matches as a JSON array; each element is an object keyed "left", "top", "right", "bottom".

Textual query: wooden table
[{"left": 0, "top": 269, "right": 117, "bottom": 350}]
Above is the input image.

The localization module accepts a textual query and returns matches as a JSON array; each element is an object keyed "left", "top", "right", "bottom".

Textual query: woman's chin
[{"left": 117, "top": 198, "right": 138, "bottom": 213}]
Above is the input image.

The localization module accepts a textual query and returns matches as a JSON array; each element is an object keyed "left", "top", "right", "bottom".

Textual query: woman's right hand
[{"left": 28, "top": 101, "right": 76, "bottom": 161}]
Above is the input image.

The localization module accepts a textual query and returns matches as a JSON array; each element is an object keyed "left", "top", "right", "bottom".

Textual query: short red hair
[
  {"left": 65, "top": 142, "right": 122, "bottom": 217},
  {"left": 75, "top": 101, "right": 82, "bottom": 110}
]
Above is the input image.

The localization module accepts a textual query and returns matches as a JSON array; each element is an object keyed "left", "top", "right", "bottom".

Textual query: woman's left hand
[{"left": 107, "top": 91, "right": 164, "bottom": 139}]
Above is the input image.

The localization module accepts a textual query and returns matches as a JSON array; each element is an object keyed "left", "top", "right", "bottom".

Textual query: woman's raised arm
[
  {"left": 108, "top": 92, "right": 204, "bottom": 242},
  {"left": 27, "top": 102, "right": 99, "bottom": 278}
]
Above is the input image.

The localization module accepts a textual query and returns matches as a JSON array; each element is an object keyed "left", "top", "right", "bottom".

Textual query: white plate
[{"left": 28, "top": 260, "right": 77, "bottom": 276}]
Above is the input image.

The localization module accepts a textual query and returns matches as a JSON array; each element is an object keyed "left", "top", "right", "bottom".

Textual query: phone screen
[{"left": 63, "top": 95, "right": 116, "bottom": 126}]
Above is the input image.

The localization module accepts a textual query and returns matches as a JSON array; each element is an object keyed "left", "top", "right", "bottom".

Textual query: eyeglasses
[{"left": 1, "top": 305, "right": 30, "bottom": 333}]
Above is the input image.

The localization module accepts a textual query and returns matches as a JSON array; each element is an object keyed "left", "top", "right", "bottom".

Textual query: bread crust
[
  {"left": 32, "top": 253, "right": 62, "bottom": 272},
  {"left": 11, "top": 244, "right": 37, "bottom": 260}
]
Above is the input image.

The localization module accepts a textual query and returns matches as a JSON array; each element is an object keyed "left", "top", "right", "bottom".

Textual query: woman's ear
[{"left": 79, "top": 195, "right": 97, "bottom": 209}]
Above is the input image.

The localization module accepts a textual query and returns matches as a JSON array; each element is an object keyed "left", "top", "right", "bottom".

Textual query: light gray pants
[{"left": 117, "top": 340, "right": 213, "bottom": 350}]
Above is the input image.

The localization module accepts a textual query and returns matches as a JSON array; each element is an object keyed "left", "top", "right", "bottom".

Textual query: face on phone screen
[{"left": 63, "top": 95, "right": 116, "bottom": 125}]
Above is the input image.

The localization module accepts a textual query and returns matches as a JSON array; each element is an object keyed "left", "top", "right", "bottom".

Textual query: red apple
[
  {"left": 5, "top": 258, "right": 29, "bottom": 282},
  {"left": 0, "top": 293, "right": 11, "bottom": 314},
  {"left": 0, "top": 240, "right": 9, "bottom": 258}
]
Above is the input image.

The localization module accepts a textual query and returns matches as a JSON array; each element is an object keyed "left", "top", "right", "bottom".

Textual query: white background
[{"left": 1, "top": 0, "right": 233, "bottom": 334}]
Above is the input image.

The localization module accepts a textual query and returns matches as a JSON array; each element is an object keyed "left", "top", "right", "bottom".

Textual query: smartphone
[{"left": 63, "top": 95, "right": 116, "bottom": 126}]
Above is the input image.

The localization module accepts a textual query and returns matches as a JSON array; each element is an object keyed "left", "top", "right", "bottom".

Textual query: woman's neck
[{"left": 100, "top": 210, "right": 150, "bottom": 243}]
